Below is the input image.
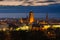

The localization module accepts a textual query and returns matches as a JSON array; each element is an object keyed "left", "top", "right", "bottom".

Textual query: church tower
[
  {"left": 29, "top": 11, "right": 34, "bottom": 24},
  {"left": 19, "top": 18, "right": 23, "bottom": 23},
  {"left": 46, "top": 13, "right": 48, "bottom": 22}
]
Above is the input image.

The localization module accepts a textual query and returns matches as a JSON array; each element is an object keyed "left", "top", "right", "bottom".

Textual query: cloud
[{"left": 0, "top": 0, "right": 60, "bottom": 6}]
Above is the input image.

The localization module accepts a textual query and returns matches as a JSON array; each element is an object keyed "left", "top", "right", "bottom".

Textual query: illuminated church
[
  {"left": 29, "top": 11, "right": 34, "bottom": 24},
  {"left": 19, "top": 11, "right": 34, "bottom": 24}
]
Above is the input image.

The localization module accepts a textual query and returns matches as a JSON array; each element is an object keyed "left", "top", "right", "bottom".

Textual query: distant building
[
  {"left": 29, "top": 11, "right": 34, "bottom": 24},
  {"left": 19, "top": 18, "right": 23, "bottom": 23},
  {"left": 19, "top": 11, "right": 34, "bottom": 24},
  {"left": 0, "top": 23, "right": 9, "bottom": 31},
  {"left": 46, "top": 13, "right": 48, "bottom": 22}
]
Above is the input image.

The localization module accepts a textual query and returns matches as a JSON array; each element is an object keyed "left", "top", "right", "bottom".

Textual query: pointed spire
[
  {"left": 29, "top": 10, "right": 34, "bottom": 24},
  {"left": 29, "top": 10, "right": 33, "bottom": 13},
  {"left": 46, "top": 13, "right": 48, "bottom": 21}
]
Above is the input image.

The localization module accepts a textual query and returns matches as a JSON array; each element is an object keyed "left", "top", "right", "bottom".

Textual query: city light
[
  {"left": 43, "top": 25, "right": 50, "bottom": 29},
  {"left": 53, "top": 25, "right": 60, "bottom": 28},
  {"left": 16, "top": 26, "right": 29, "bottom": 31},
  {"left": 20, "top": 26, "right": 29, "bottom": 30},
  {"left": 3, "top": 28, "right": 6, "bottom": 31}
]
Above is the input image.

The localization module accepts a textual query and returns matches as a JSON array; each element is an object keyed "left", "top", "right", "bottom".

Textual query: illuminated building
[
  {"left": 29, "top": 11, "right": 34, "bottom": 24},
  {"left": 19, "top": 11, "right": 34, "bottom": 24},
  {"left": 19, "top": 18, "right": 23, "bottom": 23},
  {"left": 52, "top": 25, "right": 60, "bottom": 28},
  {"left": 16, "top": 24, "right": 29, "bottom": 31}
]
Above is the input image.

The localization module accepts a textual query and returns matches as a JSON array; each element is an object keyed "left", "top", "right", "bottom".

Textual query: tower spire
[
  {"left": 29, "top": 11, "right": 34, "bottom": 24},
  {"left": 46, "top": 13, "right": 48, "bottom": 21}
]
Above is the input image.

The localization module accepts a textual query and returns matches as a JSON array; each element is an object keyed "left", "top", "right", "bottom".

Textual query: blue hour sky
[{"left": 0, "top": 4, "right": 60, "bottom": 18}]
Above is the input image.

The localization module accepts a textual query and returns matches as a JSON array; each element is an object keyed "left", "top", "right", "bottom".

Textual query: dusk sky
[{"left": 0, "top": 0, "right": 60, "bottom": 18}]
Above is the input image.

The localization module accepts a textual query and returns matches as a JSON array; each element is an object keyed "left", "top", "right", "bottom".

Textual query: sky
[
  {"left": 0, "top": 0, "right": 60, "bottom": 6},
  {"left": 0, "top": 5, "right": 60, "bottom": 18},
  {"left": 0, "top": 0, "right": 60, "bottom": 18}
]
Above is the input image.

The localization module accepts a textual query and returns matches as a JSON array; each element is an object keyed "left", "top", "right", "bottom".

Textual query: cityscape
[
  {"left": 0, "top": 11, "right": 60, "bottom": 40},
  {"left": 0, "top": 0, "right": 59, "bottom": 40}
]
